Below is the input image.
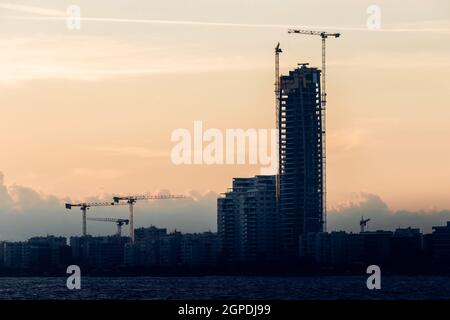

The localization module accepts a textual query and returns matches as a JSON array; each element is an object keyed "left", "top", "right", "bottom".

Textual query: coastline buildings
[
  {"left": 391, "top": 228, "right": 422, "bottom": 267},
  {"left": 124, "top": 226, "right": 167, "bottom": 267},
  {"left": 217, "top": 176, "right": 277, "bottom": 263},
  {"left": 26, "top": 236, "right": 71, "bottom": 269},
  {"left": 0, "top": 222, "right": 450, "bottom": 273},
  {"left": 3, "top": 242, "right": 25, "bottom": 269},
  {"left": 124, "top": 226, "right": 219, "bottom": 268},
  {"left": 3, "top": 236, "right": 70, "bottom": 270},
  {"left": 70, "top": 235, "right": 129, "bottom": 269}
]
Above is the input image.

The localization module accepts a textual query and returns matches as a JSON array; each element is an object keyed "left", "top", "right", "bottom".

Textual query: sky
[{"left": 0, "top": 0, "right": 449, "bottom": 239}]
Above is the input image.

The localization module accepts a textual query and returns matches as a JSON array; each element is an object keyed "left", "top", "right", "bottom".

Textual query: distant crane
[
  {"left": 288, "top": 29, "right": 341, "bottom": 231},
  {"left": 65, "top": 201, "right": 126, "bottom": 236},
  {"left": 274, "top": 42, "right": 282, "bottom": 201},
  {"left": 360, "top": 216, "right": 371, "bottom": 233},
  {"left": 112, "top": 194, "right": 185, "bottom": 242},
  {"left": 86, "top": 217, "right": 129, "bottom": 236}
]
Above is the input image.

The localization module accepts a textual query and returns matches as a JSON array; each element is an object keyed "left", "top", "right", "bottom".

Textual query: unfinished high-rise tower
[{"left": 278, "top": 64, "right": 324, "bottom": 258}]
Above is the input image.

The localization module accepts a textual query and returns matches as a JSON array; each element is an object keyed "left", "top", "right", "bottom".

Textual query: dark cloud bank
[
  {"left": 0, "top": 172, "right": 449, "bottom": 241},
  {"left": 328, "top": 193, "right": 450, "bottom": 233}
]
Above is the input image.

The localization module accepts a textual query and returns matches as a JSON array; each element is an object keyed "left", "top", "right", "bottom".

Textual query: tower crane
[
  {"left": 360, "top": 216, "right": 371, "bottom": 233},
  {"left": 112, "top": 194, "right": 185, "bottom": 242},
  {"left": 287, "top": 29, "right": 340, "bottom": 106},
  {"left": 287, "top": 29, "right": 341, "bottom": 232},
  {"left": 86, "top": 217, "right": 129, "bottom": 236},
  {"left": 65, "top": 201, "right": 127, "bottom": 236}
]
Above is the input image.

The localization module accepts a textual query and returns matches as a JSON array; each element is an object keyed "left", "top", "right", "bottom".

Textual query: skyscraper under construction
[
  {"left": 218, "top": 62, "right": 327, "bottom": 263},
  {"left": 278, "top": 64, "right": 325, "bottom": 258}
]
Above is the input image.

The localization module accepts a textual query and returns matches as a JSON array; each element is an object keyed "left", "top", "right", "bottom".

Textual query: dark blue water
[{"left": 0, "top": 276, "right": 449, "bottom": 300}]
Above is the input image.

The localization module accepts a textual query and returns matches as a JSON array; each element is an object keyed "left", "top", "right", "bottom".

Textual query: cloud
[
  {"left": 1, "top": 171, "right": 449, "bottom": 241},
  {"left": 0, "top": 172, "right": 217, "bottom": 241},
  {"left": 328, "top": 193, "right": 450, "bottom": 233}
]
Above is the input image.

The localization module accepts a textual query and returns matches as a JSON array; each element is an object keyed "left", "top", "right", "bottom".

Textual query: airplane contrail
[
  {"left": 0, "top": 3, "right": 64, "bottom": 16},
  {"left": 3, "top": 15, "right": 450, "bottom": 34},
  {"left": 1, "top": 2, "right": 449, "bottom": 34}
]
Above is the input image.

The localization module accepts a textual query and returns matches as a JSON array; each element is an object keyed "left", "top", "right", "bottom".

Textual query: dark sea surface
[{"left": 0, "top": 276, "right": 449, "bottom": 300}]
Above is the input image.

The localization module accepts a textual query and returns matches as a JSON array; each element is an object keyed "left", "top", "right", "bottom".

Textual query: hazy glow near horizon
[{"left": 0, "top": 0, "right": 449, "bottom": 212}]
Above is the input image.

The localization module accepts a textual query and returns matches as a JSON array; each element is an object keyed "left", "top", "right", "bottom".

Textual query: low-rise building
[
  {"left": 181, "top": 232, "right": 218, "bottom": 267},
  {"left": 431, "top": 222, "right": 450, "bottom": 264}
]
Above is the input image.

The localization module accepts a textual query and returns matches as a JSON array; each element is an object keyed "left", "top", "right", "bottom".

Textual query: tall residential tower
[
  {"left": 217, "top": 176, "right": 277, "bottom": 263},
  {"left": 278, "top": 64, "right": 324, "bottom": 257}
]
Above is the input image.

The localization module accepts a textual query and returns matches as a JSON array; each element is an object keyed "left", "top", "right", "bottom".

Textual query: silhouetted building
[
  {"left": 361, "top": 231, "right": 393, "bottom": 265},
  {"left": 218, "top": 175, "right": 277, "bottom": 263},
  {"left": 278, "top": 65, "right": 324, "bottom": 258},
  {"left": 312, "top": 232, "right": 331, "bottom": 265},
  {"left": 71, "top": 235, "right": 129, "bottom": 269},
  {"left": 181, "top": 232, "right": 218, "bottom": 267},
  {"left": 70, "top": 236, "right": 89, "bottom": 263},
  {"left": 124, "top": 241, "right": 159, "bottom": 267},
  {"left": 431, "top": 222, "right": 450, "bottom": 264},
  {"left": 217, "top": 191, "right": 235, "bottom": 261},
  {"left": 299, "top": 231, "right": 345, "bottom": 267},
  {"left": 26, "top": 236, "right": 70, "bottom": 269},
  {"left": 330, "top": 231, "right": 347, "bottom": 267},
  {"left": 0, "top": 241, "right": 4, "bottom": 267},
  {"left": 135, "top": 226, "right": 167, "bottom": 242},
  {"left": 298, "top": 228, "right": 429, "bottom": 270},
  {"left": 391, "top": 228, "right": 422, "bottom": 267},
  {"left": 124, "top": 226, "right": 167, "bottom": 267},
  {"left": 422, "top": 233, "right": 434, "bottom": 261},
  {"left": 299, "top": 232, "right": 315, "bottom": 260},
  {"left": 160, "top": 231, "right": 182, "bottom": 267},
  {"left": 3, "top": 242, "right": 26, "bottom": 269},
  {"left": 346, "top": 233, "right": 365, "bottom": 267}
]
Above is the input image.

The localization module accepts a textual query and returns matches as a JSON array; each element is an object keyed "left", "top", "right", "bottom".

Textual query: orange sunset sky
[{"left": 1, "top": 0, "right": 450, "bottom": 214}]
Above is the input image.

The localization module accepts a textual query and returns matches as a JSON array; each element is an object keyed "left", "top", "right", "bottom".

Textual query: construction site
[{"left": 1, "top": 29, "right": 449, "bottom": 277}]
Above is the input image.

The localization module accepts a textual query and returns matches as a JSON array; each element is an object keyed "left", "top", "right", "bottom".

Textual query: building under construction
[
  {"left": 218, "top": 34, "right": 339, "bottom": 263},
  {"left": 278, "top": 64, "right": 325, "bottom": 258}
]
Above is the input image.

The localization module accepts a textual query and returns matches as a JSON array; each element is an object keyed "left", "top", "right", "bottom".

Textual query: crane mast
[{"left": 287, "top": 29, "right": 341, "bottom": 232}]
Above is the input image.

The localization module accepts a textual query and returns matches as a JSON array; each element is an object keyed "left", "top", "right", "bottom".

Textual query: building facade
[
  {"left": 124, "top": 226, "right": 167, "bottom": 267},
  {"left": 181, "top": 232, "right": 218, "bottom": 267},
  {"left": 431, "top": 222, "right": 450, "bottom": 264},
  {"left": 278, "top": 65, "right": 324, "bottom": 257},
  {"left": 217, "top": 175, "right": 277, "bottom": 263}
]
